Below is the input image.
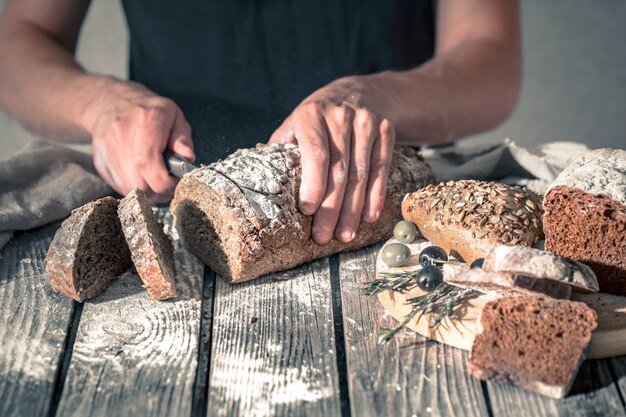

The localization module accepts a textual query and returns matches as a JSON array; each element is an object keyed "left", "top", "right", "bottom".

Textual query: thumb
[{"left": 168, "top": 108, "right": 195, "bottom": 163}]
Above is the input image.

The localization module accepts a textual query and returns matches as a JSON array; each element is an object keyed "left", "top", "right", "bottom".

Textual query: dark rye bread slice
[
  {"left": 544, "top": 148, "right": 626, "bottom": 295},
  {"left": 44, "top": 197, "right": 132, "bottom": 302},
  {"left": 444, "top": 268, "right": 572, "bottom": 300},
  {"left": 482, "top": 245, "right": 599, "bottom": 293},
  {"left": 170, "top": 143, "right": 435, "bottom": 283},
  {"left": 118, "top": 189, "right": 177, "bottom": 300},
  {"left": 402, "top": 180, "right": 544, "bottom": 264},
  {"left": 469, "top": 296, "right": 597, "bottom": 399}
]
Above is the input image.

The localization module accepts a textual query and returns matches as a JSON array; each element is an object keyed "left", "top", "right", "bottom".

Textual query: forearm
[
  {"left": 374, "top": 37, "right": 521, "bottom": 144},
  {"left": 0, "top": 21, "right": 110, "bottom": 142}
]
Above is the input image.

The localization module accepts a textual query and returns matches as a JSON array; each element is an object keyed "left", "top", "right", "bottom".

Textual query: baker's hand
[
  {"left": 82, "top": 78, "right": 195, "bottom": 203},
  {"left": 269, "top": 75, "right": 396, "bottom": 244}
]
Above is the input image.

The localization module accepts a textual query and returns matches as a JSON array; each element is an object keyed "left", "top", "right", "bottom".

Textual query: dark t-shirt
[{"left": 121, "top": 0, "right": 435, "bottom": 161}]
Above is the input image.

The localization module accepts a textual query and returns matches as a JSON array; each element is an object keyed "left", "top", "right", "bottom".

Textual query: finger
[
  {"left": 132, "top": 107, "right": 179, "bottom": 196},
  {"left": 293, "top": 104, "right": 330, "bottom": 215},
  {"left": 269, "top": 123, "right": 297, "bottom": 145},
  {"left": 335, "top": 110, "right": 376, "bottom": 243},
  {"left": 168, "top": 107, "right": 196, "bottom": 163},
  {"left": 363, "top": 119, "right": 395, "bottom": 223},
  {"left": 311, "top": 107, "right": 353, "bottom": 244}
]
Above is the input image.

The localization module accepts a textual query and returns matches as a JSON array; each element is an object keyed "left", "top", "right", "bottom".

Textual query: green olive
[
  {"left": 393, "top": 220, "right": 418, "bottom": 244},
  {"left": 381, "top": 243, "right": 411, "bottom": 267}
]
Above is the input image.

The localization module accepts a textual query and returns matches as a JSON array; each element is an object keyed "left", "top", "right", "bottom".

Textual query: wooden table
[{"left": 3, "top": 209, "right": 626, "bottom": 417}]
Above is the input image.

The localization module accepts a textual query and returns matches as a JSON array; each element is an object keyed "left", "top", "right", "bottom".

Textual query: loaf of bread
[
  {"left": 544, "top": 148, "right": 626, "bottom": 294},
  {"left": 170, "top": 143, "right": 435, "bottom": 282},
  {"left": 445, "top": 268, "right": 572, "bottom": 300},
  {"left": 45, "top": 197, "right": 133, "bottom": 302},
  {"left": 118, "top": 189, "right": 176, "bottom": 300},
  {"left": 402, "top": 180, "right": 543, "bottom": 264},
  {"left": 469, "top": 296, "right": 597, "bottom": 399},
  {"left": 482, "top": 245, "right": 598, "bottom": 293}
]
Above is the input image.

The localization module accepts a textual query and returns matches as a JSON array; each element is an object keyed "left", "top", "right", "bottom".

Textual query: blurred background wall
[{"left": 0, "top": 0, "right": 624, "bottom": 157}]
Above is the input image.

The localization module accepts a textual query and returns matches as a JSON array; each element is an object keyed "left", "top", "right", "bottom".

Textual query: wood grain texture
[
  {"left": 487, "top": 360, "right": 626, "bottom": 417},
  {"left": 206, "top": 257, "right": 341, "bottom": 417},
  {"left": 339, "top": 245, "right": 489, "bottom": 417},
  {"left": 608, "top": 355, "right": 626, "bottom": 409},
  {"left": 55, "top": 208, "right": 205, "bottom": 417},
  {"left": 0, "top": 223, "right": 75, "bottom": 417}
]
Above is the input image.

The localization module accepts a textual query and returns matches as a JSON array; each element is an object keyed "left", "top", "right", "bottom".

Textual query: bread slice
[
  {"left": 45, "top": 197, "right": 133, "bottom": 302},
  {"left": 402, "top": 180, "right": 544, "bottom": 264},
  {"left": 469, "top": 296, "right": 597, "bottom": 399},
  {"left": 170, "top": 144, "right": 435, "bottom": 282},
  {"left": 543, "top": 148, "right": 626, "bottom": 294},
  {"left": 118, "top": 188, "right": 176, "bottom": 300},
  {"left": 444, "top": 268, "right": 572, "bottom": 300},
  {"left": 483, "top": 245, "right": 599, "bottom": 293}
]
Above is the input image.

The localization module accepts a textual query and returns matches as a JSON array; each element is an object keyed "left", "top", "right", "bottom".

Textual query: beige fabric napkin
[{"left": 0, "top": 141, "right": 111, "bottom": 250}]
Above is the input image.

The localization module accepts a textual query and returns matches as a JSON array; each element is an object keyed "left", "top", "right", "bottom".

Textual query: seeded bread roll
[
  {"left": 482, "top": 245, "right": 598, "bottom": 293},
  {"left": 170, "top": 143, "right": 435, "bottom": 282},
  {"left": 402, "top": 180, "right": 544, "bottom": 264},
  {"left": 45, "top": 197, "right": 133, "bottom": 302},
  {"left": 543, "top": 148, "right": 626, "bottom": 294},
  {"left": 444, "top": 268, "right": 572, "bottom": 300},
  {"left": 119, "top": 189, "right": 176, "bottom": 300},
  {"left": 469, "top": 296, "right": 597, "bottom": 399}
]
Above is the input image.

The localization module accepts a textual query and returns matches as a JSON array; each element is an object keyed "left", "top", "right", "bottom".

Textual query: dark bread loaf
[
  {"left": 44, "top": 197, "right": 132, "bottom": 302},
  {"left": 118, "top": 189, "right": 176, "bottom": 300},
  {"left": 170, "top": 143, "right": 435, "bottom": 282},
  {"left": 482, "top": 245, "right": 599, "bottom": 293},
  {"left": 402, "top": 180, "right": 544, "bottom": 264},
  {"left": 543, "top": 148, "right": 626, "bottom": 294},
  {"left": 469, "top": 296, "right": 597, "bottom": 399},
  {"left": 444, "top": 268, "right": 572, "bottom": 300}
]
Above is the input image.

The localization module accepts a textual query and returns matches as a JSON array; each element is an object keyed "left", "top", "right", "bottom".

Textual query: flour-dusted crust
[
  {"left": 544, "top": 148, "right": 626, "bottom": 294},
  {"left": 444, "top": 268, "right": 572, "bottom": 300},
  {"left": 170, "top": 144, "right": 435, "bottom": 282},
  {"left": 546, "top": 148, "right": 626, "bottom": 205},
  {"left": 119, "top": 189, "right": 176, "bottom": 300},
  {"left": 402, "top": 180, "right": 544, "bottom": 264},
  {"left": 469, "top": 296, "right": 597, "bottom": 399},
  {"left": 44, "top": 197, "right": 132, "bottom": 302},
  {"left": 483, "top": 245, "right": 599, "bottom": 293}
]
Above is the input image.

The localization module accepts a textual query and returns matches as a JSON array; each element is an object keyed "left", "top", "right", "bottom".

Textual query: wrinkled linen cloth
[
  {"left": 0, "top": 141, "right": 111, "bottom": 250},
  {"left": 0, "top": 138, "right": 590, "bottom": 251}
]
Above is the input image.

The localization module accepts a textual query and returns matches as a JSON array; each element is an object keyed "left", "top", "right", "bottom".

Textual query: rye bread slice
[
  {"left": 118, "top": 188, "right": 177, "bottom": 300},
  {"left": 468, "top": 296, "right": 597, "bottom": 399},
  {"left": 483, "top": 245, "right": 599, "bottom": 293},
  {"left": 45, "top": 197, "right": 133, "bottom": 302},
  {"left": 444, "top": 268, "right": 572, "bottom": 299},
  {"left": 401, "top": 180, "right": 544, "bottom": 264}
]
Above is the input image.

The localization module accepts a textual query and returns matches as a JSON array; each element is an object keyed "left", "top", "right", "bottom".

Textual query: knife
[{"left": 163, "top": 150, "right": 198, "bottom": 179}]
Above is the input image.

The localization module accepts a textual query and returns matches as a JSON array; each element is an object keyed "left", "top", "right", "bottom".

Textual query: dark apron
[{"left": 121, "top": 0, "right": 435, "bottom": 163}]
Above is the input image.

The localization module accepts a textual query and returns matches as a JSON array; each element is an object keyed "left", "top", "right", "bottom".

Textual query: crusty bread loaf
[
  {"left": 444, "top": 268, "right": 572, "bottom": 300},
  {"left": 543, "top": 148, "right": 626, "bottom": 294},
  {"left": 118, "top": 189, "right": 176, "bottom": 300},
  {"left": 402, "top": 180, "right": 544, "bottom": 264},
  {"left": 170, "top": 143, "right": 435, "bottom": 282},
  {"left": 45, "top": 197, "right": 133, "bottom": 302},
  {"left": 469, "top": 296, "right": 597, "bottom": 399},
  {"left": 482, "top": 245, "right": 599, "bottom": 293}
]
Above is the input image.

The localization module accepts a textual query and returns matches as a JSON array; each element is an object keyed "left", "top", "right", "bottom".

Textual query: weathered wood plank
[
  {"left": 607, "top": 356, "right": 626, "bottom": 410},
  {"left": 0, "top": 223, "right": 75, "bottom": 417},
  {"left": 206, "top": 257, "right": 341, "bottom": 417},
  {"left": 339, "top": 245, "right": 489, "bottom": 417},
  {"left": 487, "top": 358, "right": 626, "bottom": 416},
  {"left": 55, "top": 208, "right": 205, "bottom": 417}
]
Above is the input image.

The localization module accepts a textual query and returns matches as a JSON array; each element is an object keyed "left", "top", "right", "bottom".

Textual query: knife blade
[{"left": 163, "top": 150, "right": 198, "bottom": 179}]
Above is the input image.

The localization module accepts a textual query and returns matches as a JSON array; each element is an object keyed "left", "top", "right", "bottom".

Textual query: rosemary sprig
[
  {"left": 361, "top": 271, "right": 422, "bottom": 296},
  {"left": 374, "top": 281, "right": 479, "bottom": 344}
]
